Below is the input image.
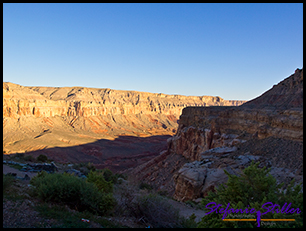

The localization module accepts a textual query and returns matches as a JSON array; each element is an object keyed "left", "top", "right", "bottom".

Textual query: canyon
[
  {"left": 3, "top": 82, "right": 244, "bottom": 171},
  {"left": 128, "top": 68, "right": 303, "bottom": 201},
  {"left": 3, "top": 68, "right": 303, "bottom": 203}
]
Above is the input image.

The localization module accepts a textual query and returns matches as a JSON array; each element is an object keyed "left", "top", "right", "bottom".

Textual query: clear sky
[{"left": 3, "top": 3, "right": 303, "bottom": 101}]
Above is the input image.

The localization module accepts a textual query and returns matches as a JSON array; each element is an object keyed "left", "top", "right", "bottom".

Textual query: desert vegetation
[
  {"left": 3, "top": 160, "right": 197, "bottom": 228},
  {"left": 197, "top": 161, "right": 303, "bottom": 228},
  {"left": 3, "top": 159, "right": 303, "bottom": 228}
]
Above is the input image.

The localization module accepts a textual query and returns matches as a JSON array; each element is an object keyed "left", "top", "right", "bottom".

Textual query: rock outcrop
[
  {"left": 172, "top": 68, "right": 303, "bottom": 201},
  {"left": 128, "top": 68, "right": 303, "bottom": 201},
  {"left": 3, "top": 160, "right": 58, "bottom": 174}
]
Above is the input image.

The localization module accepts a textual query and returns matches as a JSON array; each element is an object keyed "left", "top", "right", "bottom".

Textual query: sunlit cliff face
[{"left": 3, "top": 82, "right": 245, "bottom": 155}]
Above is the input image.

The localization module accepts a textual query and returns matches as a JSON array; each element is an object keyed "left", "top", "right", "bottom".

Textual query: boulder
[
  {"left": 201, "top": 168, "right": 228, "bottom": 197},
  {"left": 173, "top": 161, "right": 207, "bottom": 201},
  {"left": 22, "top": 162, "right": 58, "bottom": 173}
]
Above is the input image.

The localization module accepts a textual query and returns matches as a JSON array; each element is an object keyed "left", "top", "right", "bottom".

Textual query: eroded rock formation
[
  {"left": 128, "top": 68, "right": 303, "bottom": 201},
  {"left": 3, "top": 82, "right": 244, "bottom": 171},
  {"left": 3, "top": 83, "right": 244, "bottom": 119}
]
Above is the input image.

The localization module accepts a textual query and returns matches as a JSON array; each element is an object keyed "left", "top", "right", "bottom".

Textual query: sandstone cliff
[
  {"left": 170, "top": 68, "right": 303, "bottom": 159},
  {"left": 128, "top": 68, "right": 303, "bottom": 201},
  {"left": 3, "top": 82, "right": 244, "bottom": 171},
  {"left": 3, "top": 82, "right": 244, "bottom": 119}
]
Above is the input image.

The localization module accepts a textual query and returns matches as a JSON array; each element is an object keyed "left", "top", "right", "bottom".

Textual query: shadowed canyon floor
[{"left": 5, "top": 135, "right": 171, "bottom": 173}]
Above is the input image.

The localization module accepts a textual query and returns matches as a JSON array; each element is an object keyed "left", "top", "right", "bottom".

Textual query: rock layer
[
  {"left": 128, "top": 68, "right": 303, "bottom": 201},
  {"left": 171, "top": 68, "right": 303, "bottom": 201},
  {"left": 3, "top": 82, "right": 244, "bottom": 171},
  {"left": 3, "top": 82, "right": 244, "bottom": 119}
]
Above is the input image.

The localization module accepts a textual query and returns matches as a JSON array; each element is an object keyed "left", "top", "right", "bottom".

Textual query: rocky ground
[{"left": 127, "top": 135, "right": 303, "bottom": 202}]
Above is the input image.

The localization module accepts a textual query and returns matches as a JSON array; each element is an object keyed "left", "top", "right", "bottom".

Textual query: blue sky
[{"left": 3, "top": 3, "right": 303, "bottom": 100}]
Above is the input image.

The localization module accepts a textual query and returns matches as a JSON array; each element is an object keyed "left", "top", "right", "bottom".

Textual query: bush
[
  {"left": 157, "top": 190, "right": 168, "bottom": 197},
  {"left": 86, "top": 162, "right": 96, "bottom": 172},
  {"left": 180, "top": 213, "right": 198, "bottom": 228},
  {"left": 23, "top": 155, "right": 35, "bottom": 162},
  {"left": 86, "top": 170, "right": 113, "bottom": 194},
  {"left": 134, "top": 193, "right": 184, "bottom": 228},
  {"left": 114, "top": 180, "right": 197, "bottom": 228},
  {"left": 36, "top": 154, "right": 48, "bottom": 163},
  {"left": 3, "top": 174, "right": 15, "bottom": 193},
  {"left": 197, "top": 161, "right": 303, "bottom": 228},
  {"left": 139, "top": 182, "right": 153, "bottom": 191},
  {"left": 30, "top": 171, "right": 115, "bottom": 215},
  {"left": 97, "top": 168, "right": 119, "bottom": 183}
]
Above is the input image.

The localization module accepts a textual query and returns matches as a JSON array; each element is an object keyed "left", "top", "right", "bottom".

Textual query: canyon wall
[
  {"left": 128, "top": 68, "right": 303, "bottom": 201},
  {"left": 3, "top": 82, "right": 245, "bottom": 168},
  {"left": 3, "top": 83, "right": 244, "bottom": 119},
  {"left": 170, "top": 68, "right": 303, "bottom": 161},
  {"left": 171, "top": 68, "right": 303, "bottom": 201}
]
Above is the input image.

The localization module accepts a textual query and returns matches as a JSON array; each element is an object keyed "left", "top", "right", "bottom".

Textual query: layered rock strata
[
  {"left": 172, "top": 68, "right": 303, "bottom": 201},
  {"left": 3, "top": 82, "right": 244, "bottom": 171},
  {"left": 3, "top": 82, "right": 244, "bottom": 119},
  {"left": 129, "top": 68, "right": 303, "bottom": 201}
]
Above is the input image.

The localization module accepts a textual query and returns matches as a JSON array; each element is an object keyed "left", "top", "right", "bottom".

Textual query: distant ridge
[
  {"left": 3, "top": 82, "right": 245, "bottom": 168},
  {"left": 242, "top": 68, "right": 303, "bottom": 109}
]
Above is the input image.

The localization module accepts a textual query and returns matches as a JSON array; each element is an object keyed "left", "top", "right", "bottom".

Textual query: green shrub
[
  {"left": 36, "top": 154, "right": 48, "bottom": 162},
  {"left": 34, "top": 203, "right": 91, "bottom": 228},
  {"left": 35, "top": 202, "right": 126, "bottom": 228},
  {"left": 72, "top": 162, "right": 99, "bottom": 176},
  {"left": 115, "top": 172, "right": 127, "bottom": 181},
  {"left": 157, "top": 190, "right": 168, "bottom": 197},
  {"left": 3, "top": 174, "right": 15, "bottom": 193},
  {"left": 185, "top": 200, "right": 197, "bottom": 208},
  {"left": 102, "top": 168, "right": 114, "bottom": 181},
  {"left": 86, "top": 162, "right": 96, "bottom": 172},
  {"left": 114, "top": 183, "right": 196, "bottom": 228},
  {"left": 197, "top": 161, "right": 303, "bottom": 228},
  {"left": 96, "top": 168, "right": 119, "bottom": 183},
  {"left": 134, "top": 193, "right": 183, "bottom": 228},
  {"left": 30, "top": 171, "right": 115, "bottom": 215},
  {"left": 139, "top": 182, "right": 153, "bottom": 191},
  {"left": 86, "top": 170, "right": 113, "bottom": 194},
  {"left": 23, "top": 155, "right": 35, "bottom": 162},
  {"left": 180, "top": 213, "right": 198, "bottom": 228}
]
